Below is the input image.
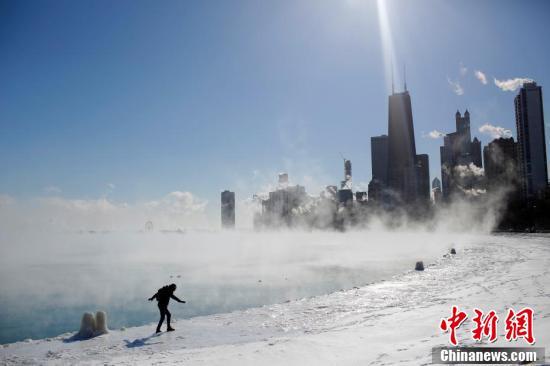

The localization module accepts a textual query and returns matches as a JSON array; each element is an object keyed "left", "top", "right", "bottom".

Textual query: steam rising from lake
[
  {"left": 0, "top": 178, "right": 511, "bottom": 344},
  {"left": 0, "top": 228, "right": 482, "bottom": 344}
]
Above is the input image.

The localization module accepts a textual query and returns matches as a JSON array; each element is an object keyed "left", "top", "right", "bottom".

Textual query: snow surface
[{"left": 2, "top": 234, "right": 549, "bottom": 365}]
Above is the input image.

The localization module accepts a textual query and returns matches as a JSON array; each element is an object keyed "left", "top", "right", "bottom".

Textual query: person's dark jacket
[{"left": 149, "top": 285, "right": 185, "bottom": 307}]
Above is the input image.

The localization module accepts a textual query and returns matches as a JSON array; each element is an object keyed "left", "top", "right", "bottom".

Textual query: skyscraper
[
  {"left": 256, "top": 174, "right": 309, "bottom": 228},
  {"left": 415, "top": 154, "right": 430, "bottom": 202},
  {"left": 339, "top": 159, "right": 353, "bottom": 204},
  {"left": 367, "top": 179, "right": 384, "bottom": 203},
  {"left": 341, "top": 159, "right": 352, "bottom": 190},
  {"left": 221, "top": 190, "right": 235, "bottom": 228},
  {"left": 471, "top": 137, "right": 482, "bottom": 168},
  {"left": 456, "top": 109, "right": 471, "bottom": 139},
  {"left": 432, "top": 177, "right": 442, "bottom": 204},
  {"left": 483, "top": 137, "right": 519, "bottom": 195},
  {"left": 514, "top": 82, "right": 548, "bottom": 200},
  {"left": 387, "top": 90, "right": 418, "bottom": 203},
  {"left": 440, "top": 110, "right": 484, "bottom": 200},
  {"left": 432, "top": 177, "right": 442, "bottom": 191},
  {"left": 371, "top": 135, "right": 388, "bottom": 186}
]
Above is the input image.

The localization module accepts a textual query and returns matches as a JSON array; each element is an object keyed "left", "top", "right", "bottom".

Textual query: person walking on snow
[{"left": 148, "top": 283, "right": 186, "bottom": 333}]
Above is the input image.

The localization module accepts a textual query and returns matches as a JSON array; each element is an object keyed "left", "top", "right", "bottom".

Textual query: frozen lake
[
  {"left": 0, "top": 229, "right": 480, "bottom": 344},
  {"left": 2, "top": 232, "right": 548, "bottom": 364}
]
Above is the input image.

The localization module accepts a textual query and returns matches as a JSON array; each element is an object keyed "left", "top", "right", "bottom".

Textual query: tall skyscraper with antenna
[{"left": 386, "top": 70, "right": 419, "bottom": 203}]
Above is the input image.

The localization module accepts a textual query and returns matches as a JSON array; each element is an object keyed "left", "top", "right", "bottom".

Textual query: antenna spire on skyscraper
[
  {"left": 391, "top": 60, "right": 395, "bottom": 94},
  {"left": 404, "top": 63, "right": 407, "bottom": 91}
]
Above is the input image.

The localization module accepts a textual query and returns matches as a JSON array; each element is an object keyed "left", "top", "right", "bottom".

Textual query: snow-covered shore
[{"left": 2, "top": 234, "right": 549, "bottom": 365}]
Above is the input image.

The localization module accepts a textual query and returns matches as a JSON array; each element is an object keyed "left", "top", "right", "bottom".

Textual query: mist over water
[
  {"left": 0, "top": 176, "right": 512, "bottom": 344},
  {"left": 0, "top": 228, "right": 479, "bottom": 344}
]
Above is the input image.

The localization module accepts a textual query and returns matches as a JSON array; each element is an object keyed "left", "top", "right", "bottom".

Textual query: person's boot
[
  {"left": 156, "top": 328, "right": 162, "bottom": 333},
  {"left": 167, "top": 324, "right": 175, "bottom": 331}
]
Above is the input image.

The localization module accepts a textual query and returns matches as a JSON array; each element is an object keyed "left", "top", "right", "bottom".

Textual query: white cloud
[
  {"left": 494, "top": 77, "right": 533, "bottom": 92},
  {"left": 0, "top": 191, "right": 210, "bottom": 232},
  {"left": 478, "top": 123, "right": 512, "bottom": 139},
  {"left": 0, "top": 194, "right": 15, "bottom": 206},
  {"left": 425, "top": 130, "right": 446, "bottom": 139},
  {"left": 44, "top": 186, "right": 62, "bottom": 194},
  {"left": 104, "top": 183, "right": 116, "bottom": 196},
  {"left": 474, "top": 70, "right": 487, "bottom": 85},
  {"left": 447, "top": 77, "right": 464, "bottom": 95},
  {"left": 148, "top": 191, "right": 208, "bottom": 215},
  {"left": 459, "top": 62, "right": 468, "bottom": 76}
]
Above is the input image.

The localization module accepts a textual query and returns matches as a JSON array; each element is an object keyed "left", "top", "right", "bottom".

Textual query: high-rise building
[
  {"left": 278, "top": 173, "right": 289, "bottom": 185},
  {"left": 432, "top": 177, "right": 442, "bottom": 204},
  {"left": 338, "top": 189, "right": 353, "bottom": 204},
  {"left": 387, "top": 90, "right": 418, "bottom": 203},
  {"left": 257, "top": 174, "right": 308, "bottom": 228},
  {"left": 514, "top": 82, "right": 548, "bottom": 200},
  {"left": 339, "top": 159, "right": 353, "bottom": 204},
  {"left": 483, "top": 137, "right": 519, "bottom": 195},
  {"left": 355, "top": 191, "right": 367, "bottom": 202},
  {"left": 440, "top": 110, "right": 484, "bottom": 200},
  {"left": 415, "top": 154, "right": 430, "bottom": 202},
  {"left": 340, "top": 159, "right": 352, "bottom": 190},
  {"left": 471, "top": 137, "right": 482, "bottom": 168},
  {"left": 456, "top": 109, "right": 471, "bottom": 139},
  {"left": 371, "top": 135, "right": 388, "bottom": 186},
  {"left": 432, "top": 177, "right": 442, "bottom": 191},
  {"left": 221, "top": 190, "right": 235, "bottom": 229},
  {"left": 367, "top": 179, "right": 384, "bottom": 203}
]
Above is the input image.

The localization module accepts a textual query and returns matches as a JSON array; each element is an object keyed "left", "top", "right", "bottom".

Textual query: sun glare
[{"left": 376, "top": 0, "right": 397, "bottom": 93}]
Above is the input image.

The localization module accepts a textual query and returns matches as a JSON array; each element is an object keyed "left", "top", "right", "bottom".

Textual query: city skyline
[{"left": 1, "top": 0, "right": 549, "bottom": 226}]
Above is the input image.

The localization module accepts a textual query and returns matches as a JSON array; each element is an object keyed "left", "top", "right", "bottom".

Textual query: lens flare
[{"left": 376, "top": 0, "right": 398, "bottom": 93}]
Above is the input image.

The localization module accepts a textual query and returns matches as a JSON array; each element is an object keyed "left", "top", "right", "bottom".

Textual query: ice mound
[
  {"left": 77, "top": 312, "right": 96, "bottom": 339},
  {"left": 76, "top": 311, "right": 109, "bottom": 339},
  {"left": 94, "top": 311, "right": 108, "bottom": 335}
]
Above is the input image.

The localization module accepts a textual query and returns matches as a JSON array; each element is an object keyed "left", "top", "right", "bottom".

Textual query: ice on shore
[
  {"left": 74, "top": 311, "right": 108, "bottom": 340},
  {"left": 76, "top": 313, "right": 95, "bottom": 339},
  {"left": 94, "top": 311, "right": 108, "bottom": 335},
  {"left": 1, "top": 234, "right": 549, "bottom": 365}
]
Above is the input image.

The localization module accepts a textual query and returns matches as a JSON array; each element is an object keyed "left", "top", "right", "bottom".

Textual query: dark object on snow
[
  {"left": 148, "top": 283, "right": 186, "bottom": 333},
  {"left": 450, "top": 248, "right": 457, "bottom": 255},
  {"left": 415, "top": 261, "right": 424, "bottom": 271}
]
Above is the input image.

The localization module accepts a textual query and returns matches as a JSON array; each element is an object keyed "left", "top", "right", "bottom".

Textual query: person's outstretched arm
[
  {"left": 148, "top": 293, "right": 158, "bottom": 301},
  {"left": 171, "top": 294, "right": 186, "bottom": 303}
]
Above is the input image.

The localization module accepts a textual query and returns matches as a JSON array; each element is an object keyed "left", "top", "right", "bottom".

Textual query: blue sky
[{"left": 1, "top": 0, "right": 549, "bottom": 220}]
